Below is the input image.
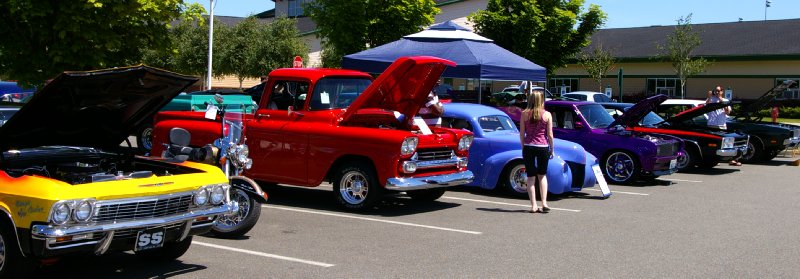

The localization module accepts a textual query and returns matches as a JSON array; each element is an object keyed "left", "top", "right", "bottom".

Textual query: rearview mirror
[{"left": 213, "top": 93, "right": 224, "bottom": 105}]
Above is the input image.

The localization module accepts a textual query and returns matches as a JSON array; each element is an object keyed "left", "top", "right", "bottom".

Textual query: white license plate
[
  {"left": 591, "top": 164, "right": 611, "bottom": 198},
  {"left": 669, "top": 159, "right": 677, "bottom": 169},
  {"left": 135, "top": 227, "right": 166, "bottom": 251}
]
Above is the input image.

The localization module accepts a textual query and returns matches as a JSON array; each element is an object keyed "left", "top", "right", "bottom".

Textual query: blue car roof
[{"left": 443, "top": 103, "right": 510, "bottom": 118}]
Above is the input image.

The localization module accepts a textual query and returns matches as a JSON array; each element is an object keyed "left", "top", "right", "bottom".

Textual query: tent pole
[{"left": 478, "top": 78, "right": 482, "bottom": 104}]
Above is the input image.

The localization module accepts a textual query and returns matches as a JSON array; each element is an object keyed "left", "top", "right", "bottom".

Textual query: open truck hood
[
  {"left": 339, "top": 56, "right": 456, "bottom": 125},
  {"left": 0, "top": 66, "right": 197, "bottom": 150},
  {"left": 610, "top": 94, "right": 668, "bottom": 127}
]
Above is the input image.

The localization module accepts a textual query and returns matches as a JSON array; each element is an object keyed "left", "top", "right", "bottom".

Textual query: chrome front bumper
[
  {"left": 386, "top": 170, "right": 474, "bottom": 191},
  {"left": 32, "top": 202, "right": 237, "bottom": 239},
  {"left": 717, "top": 145, "right": 748, "bottom": 157}
]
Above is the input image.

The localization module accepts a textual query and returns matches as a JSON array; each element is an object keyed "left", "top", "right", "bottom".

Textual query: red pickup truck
[{"left": 152, "top": 57, "right": 474, "bottom": 209}]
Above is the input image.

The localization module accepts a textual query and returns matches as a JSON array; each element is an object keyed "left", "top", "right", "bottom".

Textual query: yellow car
[{"left": 0, "top": 66, "right": 236, "bottom": 276}]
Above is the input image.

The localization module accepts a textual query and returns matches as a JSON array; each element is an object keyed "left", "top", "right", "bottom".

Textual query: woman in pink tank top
[{"left": 519, "top": 89, "right": 553, "bottom": 213}]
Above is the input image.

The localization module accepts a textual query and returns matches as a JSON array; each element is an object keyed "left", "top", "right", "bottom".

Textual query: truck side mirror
[{"left": 574, "top": 121, "right": 584, "bottom": 129}]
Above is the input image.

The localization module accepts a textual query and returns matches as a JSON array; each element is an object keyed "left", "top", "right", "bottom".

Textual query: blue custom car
[{"left": 442, "top": 103, "right": 600, "bottom": 196}]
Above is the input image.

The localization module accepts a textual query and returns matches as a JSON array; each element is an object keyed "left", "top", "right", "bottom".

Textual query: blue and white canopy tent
[{"left": 342, "top": 21, "right": 546, "bottom": 104}]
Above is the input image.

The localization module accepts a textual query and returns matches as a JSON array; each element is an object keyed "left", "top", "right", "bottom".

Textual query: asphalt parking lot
[{"left": 30, "top": 154, "right": 800, "bottom": 278}]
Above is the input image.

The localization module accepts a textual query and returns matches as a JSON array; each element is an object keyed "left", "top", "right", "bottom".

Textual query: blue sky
[{"left": 186, "top": 0, "right": 800, "bottom": 28}]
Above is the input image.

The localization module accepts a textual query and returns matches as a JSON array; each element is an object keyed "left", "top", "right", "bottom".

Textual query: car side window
[
  {"left": 547, "top": 107, "right": 578, "bottom": 129},
  {"left": 442, "top": 117, "right": 474, "bottom": 132},
  {"left": 267, "top": 80, "right": 309, "bottom": 111}
]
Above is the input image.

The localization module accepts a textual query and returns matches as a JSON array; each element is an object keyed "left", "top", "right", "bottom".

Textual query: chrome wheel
[
  {"left": 605, "top": 151, "right": 636, "bottom": 183},
  {"left": 741, "top": 141, "right": 757, "bottom": 162},
  {"left": 339, "top": 171, "right": 369, "bottom": 205},
  {"left": 215, "top": 189, "right": 251, "bottom": 229},
  {"left": 675, "top": 150, "right": 692, "bottom": 170},
  {"left": 507, "top": 164, "right": 528, "bottom": 194}
]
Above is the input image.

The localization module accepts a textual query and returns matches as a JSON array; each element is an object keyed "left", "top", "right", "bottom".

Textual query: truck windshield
[{"left": 309, "top": 78, "right": 372, "bottom": 110}]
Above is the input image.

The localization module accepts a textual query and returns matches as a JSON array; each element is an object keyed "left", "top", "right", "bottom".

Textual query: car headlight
[
  {"left": 194, "top": 187, "right": 209, "bottom": 206},
  {"left": 721, "top": 137, "right": 734, "bottom": 149},
  {"left": 458, "top": 135, "right": 474, "bottom": 151},
  {"left": 51, "top": 202, "right": 71, "bottom": 225},
  {"left": 401, "top": 137, "right": 419, "bottom": 156},
  {"left": 209, "top": 185, "right": 226, "bottom": 205},
  {"left": 73, "top": 199, "right": 95, "bottom": 222}
]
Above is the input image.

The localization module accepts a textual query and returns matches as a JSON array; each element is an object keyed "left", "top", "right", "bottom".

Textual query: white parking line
[
  {"left": 194, "top": 241, "right": 335, "bottom": 267},
  {"left": 263, "top": 205, "right": 483, "bottom": 235},
  {"left": 441, "top": 196, "right": 581, "bottom": 212},
  {"left": 583, "top": 189, "right": 650, "bottom": 196},
  {"left": 660, "top": 178, "right": 703, "bottom": 183}
]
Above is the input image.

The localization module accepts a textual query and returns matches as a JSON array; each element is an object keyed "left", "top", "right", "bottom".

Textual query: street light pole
[{"left": 206, "top": 0, "right": 216, "bottom": 90}]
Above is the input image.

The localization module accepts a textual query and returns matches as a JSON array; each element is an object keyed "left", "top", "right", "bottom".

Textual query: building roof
[
  {"left": 258, "top": 0, "right": 466, "bottom": 35},
  {"left": 585, "top": 18, "right": 800, "bottom": 60}
]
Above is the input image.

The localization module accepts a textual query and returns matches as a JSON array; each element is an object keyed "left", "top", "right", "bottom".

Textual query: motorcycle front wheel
[{"left": 210, "top": 187, "right": 261, "bottom": 239}]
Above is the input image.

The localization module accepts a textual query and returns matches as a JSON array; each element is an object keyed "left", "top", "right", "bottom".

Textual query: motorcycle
[{"left": 163, "top": 94, "right": 267, "bottom": 238}]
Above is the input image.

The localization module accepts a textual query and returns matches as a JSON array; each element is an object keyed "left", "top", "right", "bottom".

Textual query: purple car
[{"left": 545, "top": 96, "right": 684, "bottom": 184}]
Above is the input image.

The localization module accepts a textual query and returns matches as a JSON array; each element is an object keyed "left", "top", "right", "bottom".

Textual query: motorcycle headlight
[
  {"left": 236, "top": 144, "right": 249, "bottom": 164},
  {"left": 51, "top": 202, "right": 71, "bottom": 225},
  {"left": 209, "top": 185, "right": 225, "bottom": 205},
  {"left": 458, "top": 135, "right": 474, "bottom": 151},
  {"left": 73, "top": 199, "right": 95, "bottom": 222},
  {"left": 401, "top": 137, "right": 418, "bottom": 156},
  {"left": 721, "top": 137, "right": 734, "bottom": 149},
  {"left": 194, "top": 187, "right": 209, "bottom": 206}
]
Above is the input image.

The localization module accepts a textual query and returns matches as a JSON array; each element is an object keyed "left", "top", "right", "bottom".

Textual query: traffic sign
[{"left": 293, "top": 56, "right": 303, "bottom": 68}]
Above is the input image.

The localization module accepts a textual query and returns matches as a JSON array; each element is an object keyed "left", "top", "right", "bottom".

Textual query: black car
[
  {"left": 602, "top": 102, "right": 749, "bottom": 170},
  {"left": 657, "top": 82, "right": 800, "bottom": 162}
]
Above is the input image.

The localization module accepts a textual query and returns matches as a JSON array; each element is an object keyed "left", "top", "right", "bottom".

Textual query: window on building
[
  {"left": 288, "top": 0, "right": 310, "bottom": 17},
  {"left": 776, "top": 78, "right": 800, "bottom": 99},
  {"left": 646, "top": 78, "right": 682, "bottom": 98},
  {"left": 548, "top": 78, "right": 579, "bottom": 96}
]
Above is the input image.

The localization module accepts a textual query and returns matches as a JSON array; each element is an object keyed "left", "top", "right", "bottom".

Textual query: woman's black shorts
[{"left": 522, "top": 145, "right": 550, "bottom": 177}]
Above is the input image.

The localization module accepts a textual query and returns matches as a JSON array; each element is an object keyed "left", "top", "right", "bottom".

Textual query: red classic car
[{"left": 152, "top": 57, "right": 475, "bottom": 210}]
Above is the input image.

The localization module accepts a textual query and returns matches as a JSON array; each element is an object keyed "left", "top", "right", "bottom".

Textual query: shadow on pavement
[
  {"left": 677, "top": 167, "right": 741, "bottom": 175},
  {"left": 476, "top": 207, "right": 536, "bottom": 213},
  {"left": 446, "top": 185, "right": 592, "bottom": 202},
  {"left": 260, "top": 183, "right": 462, "bottom": 217},
  {"left": 30, "top": 252, "right": 206, "bottom": 278}
]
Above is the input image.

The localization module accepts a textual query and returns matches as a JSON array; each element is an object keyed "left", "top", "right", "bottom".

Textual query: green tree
[
  {"left": 306, "top": 0, "right": 439, "bottom": 68},
  {"left": 470, "top": 0, "right": 606, "bottom": 76},
  {"left": 578, "top": 44, "right": 616, "bottom": 92},
  {"left": 0, "top": 0, "right": 204, "bottom": 86},
  {"left": 657, "top": 14, "right": 709, "bottom": 99},
  {"left": 217, "top": 17, "right": 308, "bottom": 89},
  {"left": 254, "top": 18, "right": 309, "bottom": 74}
]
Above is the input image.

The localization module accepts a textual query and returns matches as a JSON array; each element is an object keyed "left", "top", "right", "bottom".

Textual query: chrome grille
[
  {"left": 416, "top": 148, "right": 454, "bottom": 161},
  {"left": 656, "top": 142, "right": 679, "bottom": 157},
  {"left": 793, "top": 129, "right": 800, "bottom": 138},
  {"left": 92, "top": 193, "right": 193, "bottom": 223},
  {"left": 113, "top": 223, "right": 184, "bottom": 238}
]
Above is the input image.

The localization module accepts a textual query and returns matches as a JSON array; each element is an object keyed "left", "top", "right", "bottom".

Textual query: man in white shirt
[{"left": 706, "top": 85, "right": 741, "bottom": 165}]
